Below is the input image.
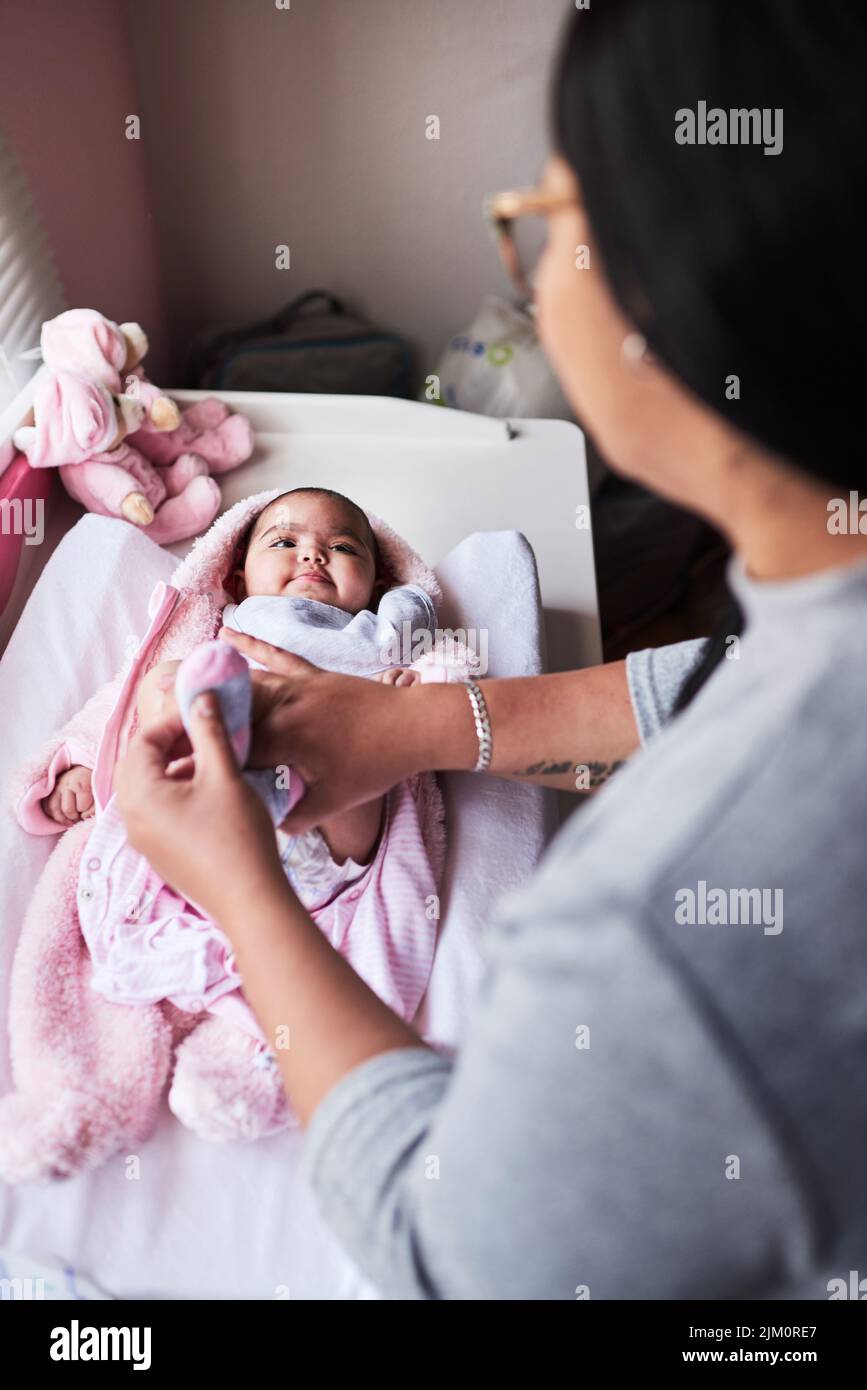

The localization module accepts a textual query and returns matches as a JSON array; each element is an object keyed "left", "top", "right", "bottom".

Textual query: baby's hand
[
  {"left": 376, "top": 666, "right": 421, "bottom": 687},
  {"left": 41, "top": 765, "right": 95, "bottom": 826}
]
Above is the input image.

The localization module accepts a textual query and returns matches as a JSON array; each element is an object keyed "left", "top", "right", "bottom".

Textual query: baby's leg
[{"left": 137, "top": 660, "right": 182, "bottom": 727}]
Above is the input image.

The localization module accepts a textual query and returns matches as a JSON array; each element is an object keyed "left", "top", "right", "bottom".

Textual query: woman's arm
[
  {"left": 218, "top": 632, "right": 639, "bottom": 831},
  {"left": 404, "top": 659, "right": 637, "bottom": 793}
]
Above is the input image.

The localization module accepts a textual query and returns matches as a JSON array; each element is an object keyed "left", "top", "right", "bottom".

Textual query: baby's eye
[
  {"left": 270, "top": 537, "right": 295, "bottom": 549},
  {"left": 332, "top": 544, "right": 356, "bottom": 554}
]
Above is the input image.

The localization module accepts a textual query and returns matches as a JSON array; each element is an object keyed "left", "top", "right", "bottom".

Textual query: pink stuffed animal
[
  {"left": 12, "top": 308, "right": 255, "bottom": 544},
  {"left": 13, "top": 369, "right": 223, "bottom": 544},
  {"left": 40, "top": 309, "right": 255, "bottom": 479}
]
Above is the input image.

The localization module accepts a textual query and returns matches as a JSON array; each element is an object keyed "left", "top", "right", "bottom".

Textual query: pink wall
[{"left": 0, "top": 0, "right": 170, "bottom": 379}]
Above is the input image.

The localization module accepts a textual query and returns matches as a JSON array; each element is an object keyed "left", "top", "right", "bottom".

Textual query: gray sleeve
[
  {"left": 377, "top": 584, "right": 437, "bottom": 638},
  {"left": 626, "top": 637, "right": 708, "bottom": 744},
  {"left": 298, "top": 881, "right": 811, "bottom": 1299}
]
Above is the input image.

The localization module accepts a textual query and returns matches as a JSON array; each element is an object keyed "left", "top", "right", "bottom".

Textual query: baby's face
[{"left": 237, "top": 494, "right": 377, "bottom": 614}]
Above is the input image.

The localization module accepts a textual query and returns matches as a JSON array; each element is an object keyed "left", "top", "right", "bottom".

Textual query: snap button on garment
[
  {"left": 87, "top": 857, "right": 101, "bottom": 871},
  {"left": 80, "top": 887, "right": 94, "bottom": 901}
]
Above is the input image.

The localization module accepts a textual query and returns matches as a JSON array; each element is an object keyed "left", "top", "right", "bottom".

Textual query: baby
[
  {"left": 42, "top": 487, "right": 435, "bottom": 906},
  {"left": 8, "top": 485, "right": 458, "bottom": 1158}
]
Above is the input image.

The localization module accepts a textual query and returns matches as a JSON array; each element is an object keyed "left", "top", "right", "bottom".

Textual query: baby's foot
[{"left": 168, "top": 1016, "right": 297, "bottom": 1142}]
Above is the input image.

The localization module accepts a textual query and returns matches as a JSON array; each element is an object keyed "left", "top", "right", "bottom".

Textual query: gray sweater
[{"left": 298, "top": 554, "right": 867, "bottom": 1299}]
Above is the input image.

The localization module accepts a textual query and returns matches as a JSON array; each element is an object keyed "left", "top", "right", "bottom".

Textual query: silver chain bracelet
[{"left": 462, "top": 676, "right": 492, "bottom": 773}]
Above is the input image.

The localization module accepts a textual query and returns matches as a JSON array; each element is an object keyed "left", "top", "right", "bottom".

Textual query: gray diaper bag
[{"left": 185, "top": 289, "right": 413, "bottom": 396}]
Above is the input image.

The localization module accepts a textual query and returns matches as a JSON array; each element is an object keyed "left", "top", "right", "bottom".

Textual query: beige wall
[{"left": 124, "top": 0, "right": 570, "bottom": 386}]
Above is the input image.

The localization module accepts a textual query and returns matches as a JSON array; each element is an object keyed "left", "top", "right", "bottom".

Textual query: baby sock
[{"left": 174, "top": 640, "right": 305, "bottom": 825}]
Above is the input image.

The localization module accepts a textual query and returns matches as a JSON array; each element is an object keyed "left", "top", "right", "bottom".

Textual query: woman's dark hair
[{"left": 551, "top": 0, "right": 865, "bottom": 708}]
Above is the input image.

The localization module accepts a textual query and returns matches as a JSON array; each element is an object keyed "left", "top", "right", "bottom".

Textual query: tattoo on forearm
[
  {"left": 576, "top": 760, "right": 625, "bottom": 790},
  {"left": 511, "top": 758, "right": 626, "bottom": 790},
  {"left": 514, "top": 760, "right": 574, "bottom": 777}
]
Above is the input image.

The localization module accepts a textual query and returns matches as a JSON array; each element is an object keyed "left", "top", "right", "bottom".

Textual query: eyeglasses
[{"left": 483, "top": 185, "right": 578, "bottom": 306}]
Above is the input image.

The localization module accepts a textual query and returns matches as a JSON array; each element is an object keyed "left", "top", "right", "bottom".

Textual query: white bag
[{"left": 422, "top": 295, "right": 575, "bottom": 421}]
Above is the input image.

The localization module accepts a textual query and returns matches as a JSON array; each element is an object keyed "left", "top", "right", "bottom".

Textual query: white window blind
[{"left": 0, "top": 125, "right": 66, "bottom": 417}]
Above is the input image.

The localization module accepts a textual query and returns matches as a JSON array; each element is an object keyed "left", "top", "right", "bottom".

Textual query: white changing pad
[{"left": 0, "top": 513, "right": 555, "bottom": 1299}]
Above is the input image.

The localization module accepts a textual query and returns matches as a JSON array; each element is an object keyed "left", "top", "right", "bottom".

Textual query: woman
[{"left": 117, "top": 0, "right": 867, "bottom": 1298}]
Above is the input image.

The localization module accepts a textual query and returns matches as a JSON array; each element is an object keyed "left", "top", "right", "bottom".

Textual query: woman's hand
[
  {"left": 115, "top": 692, "right": 288, "bottom": 921},
  {"left": 219, "top": 628, "right": 429, "bottom": 834}
]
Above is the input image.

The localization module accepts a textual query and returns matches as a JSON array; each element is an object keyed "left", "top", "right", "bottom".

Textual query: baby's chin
[{"left": 287, "top": 577, "right": 376, "bottom": 614}]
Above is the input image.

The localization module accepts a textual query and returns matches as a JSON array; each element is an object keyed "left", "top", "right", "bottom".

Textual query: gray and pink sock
[{"left": 174, "top": 640, "right": 305, "bottom": 825}]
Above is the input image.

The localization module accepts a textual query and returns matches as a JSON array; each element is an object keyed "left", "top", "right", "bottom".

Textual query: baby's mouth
[{"left": 291, "top": 572, "right": 332, "bottom": 587}]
